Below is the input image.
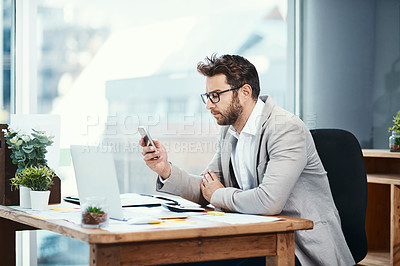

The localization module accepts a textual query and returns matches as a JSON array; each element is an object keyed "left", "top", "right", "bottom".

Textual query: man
[{"left": 140, "top": 54, "right": 354, "bottom": 266}]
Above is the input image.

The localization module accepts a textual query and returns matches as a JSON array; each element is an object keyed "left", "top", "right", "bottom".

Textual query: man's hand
[
  {"left": 200, "top": 169, "right": 224, "bottom": 203},
  {"left": 139, "top": 138, "right": 171, "bottom": 179}
]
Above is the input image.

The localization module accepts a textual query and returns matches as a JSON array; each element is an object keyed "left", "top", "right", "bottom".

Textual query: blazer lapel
[
  {"left": 253, "top": 96, "right": 274, "bottom": 184},
  {"left": 221, "top": 133, "right": 237, "bottom": 187}
]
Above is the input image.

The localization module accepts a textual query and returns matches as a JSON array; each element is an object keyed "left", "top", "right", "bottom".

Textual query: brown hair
[{"left": 197, "top": 54, "right": 260, "bottom": 100}]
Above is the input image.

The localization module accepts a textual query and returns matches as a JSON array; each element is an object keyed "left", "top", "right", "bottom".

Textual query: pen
[
  {"left": 129, "top": 220, "right": 162, "bottom": 225},
  {"left": 139, "top": 194, "right": 179, "bottom": 205}
]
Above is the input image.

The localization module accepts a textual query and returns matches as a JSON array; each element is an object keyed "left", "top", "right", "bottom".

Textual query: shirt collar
[{"left": 229, "top": 98, "right": 265, "bottom": 138}]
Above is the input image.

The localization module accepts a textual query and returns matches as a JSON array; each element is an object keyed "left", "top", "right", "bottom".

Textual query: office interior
[{"left": 0, "top": 0, "right": 399, "bottom": 265}]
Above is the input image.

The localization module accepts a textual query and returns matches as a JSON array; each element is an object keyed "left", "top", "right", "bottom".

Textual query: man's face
[{"left": 205, "top": 74, "right": 243, "bottom": 126}]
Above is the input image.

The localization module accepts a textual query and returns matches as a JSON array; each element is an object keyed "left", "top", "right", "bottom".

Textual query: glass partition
[
  {"left": 31, "top": 1, "right": 290, "bottom": 264},
  {"left": 35, "top": 0, "right": 289, "bottom": 196}
]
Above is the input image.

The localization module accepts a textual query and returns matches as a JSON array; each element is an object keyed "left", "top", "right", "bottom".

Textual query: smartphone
[
  {"left": 162, "top": 204, "right": 205, "bottom": 212},
  {"left": 138, "top": 126, "right": 158, "bottom": 152}
]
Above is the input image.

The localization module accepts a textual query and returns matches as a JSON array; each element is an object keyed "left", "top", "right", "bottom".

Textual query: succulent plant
[
  {"left": 82, "top": 205, "right": 107, "bottom": 226},
  {"left": 2, "top": 128, "right": 54, "bottom": 172},
  {"left": 85, "top": 206, "right": 105, "bottom": 214}
]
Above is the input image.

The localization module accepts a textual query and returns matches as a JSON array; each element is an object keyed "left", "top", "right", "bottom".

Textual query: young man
[{"left": 140, "top": 54, "right": 354, "bottom": 266}]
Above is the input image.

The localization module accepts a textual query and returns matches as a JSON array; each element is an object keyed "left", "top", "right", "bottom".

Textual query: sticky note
[{"left": 207, "top": 211, "right": 225, "bottom": 216}]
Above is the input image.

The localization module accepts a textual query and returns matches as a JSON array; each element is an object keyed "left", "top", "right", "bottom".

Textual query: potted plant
[
  {"left": 9, "top": 168, "right": 33, "bottom": 208},
  {"left": 2, "top": 127, "right": 56, "bottom": 208},
  {"left": 388, "top": 110, "right": 400, "bottom": 152},
  {"left": 11, "top": 165, "right": 55, "bottom": 210},
  {"left": 2, "top": 128, "right": 54, "bottom": 172},
  {"left": 81, "top": 197, "right": 109, "bottom": 228}
]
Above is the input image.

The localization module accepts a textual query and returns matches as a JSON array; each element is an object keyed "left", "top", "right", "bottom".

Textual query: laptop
[
  {"left": 70, "top": 145, "right": 127, "bottom": 220},
  {"left": 70, "top": 145, "right": 179, "bottom": 220}
]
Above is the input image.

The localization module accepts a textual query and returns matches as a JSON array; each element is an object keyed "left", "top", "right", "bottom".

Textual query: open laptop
[
  {"left": 70, "top": 145, "right": 127, "bottom": 220},
  {"left": 70, "top": 145, "right": 178, "bottom": 220}
]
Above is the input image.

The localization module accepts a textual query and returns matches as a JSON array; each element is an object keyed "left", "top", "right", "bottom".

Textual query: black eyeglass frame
[{"left": 200, "top": 86, "right": 241, "bottom": 104}]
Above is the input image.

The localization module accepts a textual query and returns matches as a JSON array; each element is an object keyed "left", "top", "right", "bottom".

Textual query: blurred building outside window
[{"left": 12, "top": 1, "right": 290, "bottom": 265}]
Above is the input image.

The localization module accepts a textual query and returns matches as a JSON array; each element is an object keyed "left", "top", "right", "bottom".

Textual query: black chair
[{"left": 310, "top": 129, "right": 368, "bottom": 264}]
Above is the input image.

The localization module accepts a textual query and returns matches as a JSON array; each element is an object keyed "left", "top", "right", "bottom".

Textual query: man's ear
[{"left": 240, "top": 84, "right": 253, "bottom": 99}]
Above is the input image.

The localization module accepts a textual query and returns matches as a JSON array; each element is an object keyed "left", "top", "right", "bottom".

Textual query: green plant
[
  {"left": 9, "top": 170, "right": 30, "bottom": 191},
  {"left": 82, "top": 205, "right": 107, "bottom": 226},
  {"left": 388, "top": 110, "right": 400, "bottom": 134},
  {"left": 10, "top": 165, "right": 55, "bottom": 191},
  {"left": 86, "top": 206, "right": 104, "bottom": 214},
  {"left": 2, "top": 128, "right": 54, "bottom": 172}
]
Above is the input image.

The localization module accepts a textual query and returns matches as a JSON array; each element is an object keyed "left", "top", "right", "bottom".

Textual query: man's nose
[{"left": 205, "top": 98, "right": 214, "bottom": 110}]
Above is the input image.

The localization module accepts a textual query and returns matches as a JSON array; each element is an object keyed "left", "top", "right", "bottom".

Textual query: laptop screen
[{"left": 70, "top": 145, "right": 124, "bottom": 220}]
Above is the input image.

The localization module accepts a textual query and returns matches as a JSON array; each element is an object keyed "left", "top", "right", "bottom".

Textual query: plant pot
[
  {"left": 81, "top": 211, "right": 108, "bottom": 228},
  {"left": 19, "top": 186, "right": 32, "bottom": 208},
  {"left": 81, "top": 196, "right": 109, "bottom": 228},
  {"left": 389, "top": 132, "right": 400, "bottom": 152},
  {"left": 30, "top": 190, "right": 50, "bottom": 211}
]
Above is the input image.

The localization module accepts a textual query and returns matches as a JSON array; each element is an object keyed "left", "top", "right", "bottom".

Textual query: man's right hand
[{"left": 139, "top": 138, "right": 171, "bottom": 179}]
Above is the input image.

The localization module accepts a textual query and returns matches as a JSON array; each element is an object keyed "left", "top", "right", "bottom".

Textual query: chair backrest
[{"left": 310, "top": 129, "right": 368, "bottom": 263}]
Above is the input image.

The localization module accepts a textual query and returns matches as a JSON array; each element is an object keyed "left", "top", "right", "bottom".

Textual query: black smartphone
[{"left": 162, "top": 204, "right": 205, "bottom": 212}]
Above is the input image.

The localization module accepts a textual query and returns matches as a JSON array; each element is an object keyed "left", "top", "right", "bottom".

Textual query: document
[
  {"left": 11, "top": 204, "right": 281, "bottom": 233},
  {"left": 196, "top": 213, "right": 281, "bottom": 224}
]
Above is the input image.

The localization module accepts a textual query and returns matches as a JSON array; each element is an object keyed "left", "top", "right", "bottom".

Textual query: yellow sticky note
[
  {"left": 50, "top": 208, "right": 75, "bottom": 212},
  {"left": 207, "top": 211, "right": 225, "bottom": 216},
  {"left": 29, "top": 214, "right": 47, "bottom": 220}
]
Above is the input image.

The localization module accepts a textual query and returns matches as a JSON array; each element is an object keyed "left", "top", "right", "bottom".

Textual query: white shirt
[
  {"left": 160, "top": 98, "right": 265, "bottom": 187},
  {"left": 229, "top": 98, "right": 264, "bottom": 190}
]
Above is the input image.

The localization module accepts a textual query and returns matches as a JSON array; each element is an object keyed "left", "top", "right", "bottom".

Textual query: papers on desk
[
  {"left": 10, "top": 204, "right": 281, "bottom": 233},
  {"left": 11, "top": 205, "right": 82, "bottom": 223},
  {"left": 195, "top": 213, "right": 281, "bottom": 224}
]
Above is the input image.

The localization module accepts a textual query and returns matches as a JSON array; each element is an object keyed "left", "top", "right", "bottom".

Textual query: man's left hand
[{"left": 200, "top": 169, "right": 224, "bottom": 203}]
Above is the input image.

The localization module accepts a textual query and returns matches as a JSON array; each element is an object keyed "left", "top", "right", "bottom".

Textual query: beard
[{"left": 213, "top": 94, "right": 243, "bottom": 125}]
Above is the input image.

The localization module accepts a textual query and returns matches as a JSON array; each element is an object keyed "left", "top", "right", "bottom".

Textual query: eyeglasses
[{"left": 200, "top": 86, "right": 241, "bottom": 104}]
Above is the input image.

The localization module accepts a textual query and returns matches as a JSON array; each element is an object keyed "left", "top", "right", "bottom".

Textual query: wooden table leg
[
  {"left": 0, "top": 217, "right": 38, "bottom": 266},
  {"left": 266, "top": 232, "right": 295, "bottom": 266},
  {"left": 0, "top": 217, "right": 17, "bottom": 266},
  {"left": 392, "top": 184, "right": 400, "bottom": 266},
  {"left": 90, "top": 244, "right": 121, "bottom": 266}
]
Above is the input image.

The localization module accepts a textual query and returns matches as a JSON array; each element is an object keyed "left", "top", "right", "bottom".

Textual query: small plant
[
  {"left": 10, "top": 165, "right": 55, "bottom": 191},
  {"left": 86, "top": 206, "right": 104, "bottom": 214},
  {"left": 388, "top": 110, "right": 400, "bottom": 134},
  {"left": 389, "top": 110, "right": 400, "bottom": 152},
  {"left": 2, "top": 128, "right": 54, "bottom": 172},
  {"left": 82, "top": 205, "right": 108, "bottom": 226}
]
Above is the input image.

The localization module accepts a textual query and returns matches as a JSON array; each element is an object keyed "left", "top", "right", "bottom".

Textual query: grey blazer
[{"left": 157, "top": 96, "right": 355, "bottom": 266}]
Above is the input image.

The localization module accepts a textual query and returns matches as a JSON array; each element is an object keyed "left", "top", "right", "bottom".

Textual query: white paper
[
  {"left": 11, "top": 205, "right": 81, "bottom": 221},
  {"left": 10, "top": 204, "right": 281, "bottom": 233},
  {"left": 195, "top": 213, "right": 281, "bottom": 224}
]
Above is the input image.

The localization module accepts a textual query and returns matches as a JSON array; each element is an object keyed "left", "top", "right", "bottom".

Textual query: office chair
[{"left": 310, "top": 129, "right": 368, "bottom": 264}]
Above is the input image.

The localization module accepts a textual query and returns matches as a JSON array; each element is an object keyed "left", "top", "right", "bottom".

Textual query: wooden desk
[
  {"left": 0, "top": 205, "right": 312, "bottom": 266},
  {"left": 363, "top": 149, "right": 400, "bottom": 266}
]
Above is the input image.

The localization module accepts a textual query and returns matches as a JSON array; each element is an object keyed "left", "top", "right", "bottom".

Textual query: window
[
  {"left": 0, "top": 0, "right": 12, "bottom": 123},
  {"left": 301, "top": 0, "right": 400, "bottom": 149},
  {"left": 15, "top": 0, "right": 291, "bottom": 264},
  {"left": 33, "top": 0, "right": 290, "bottom": 196}
]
